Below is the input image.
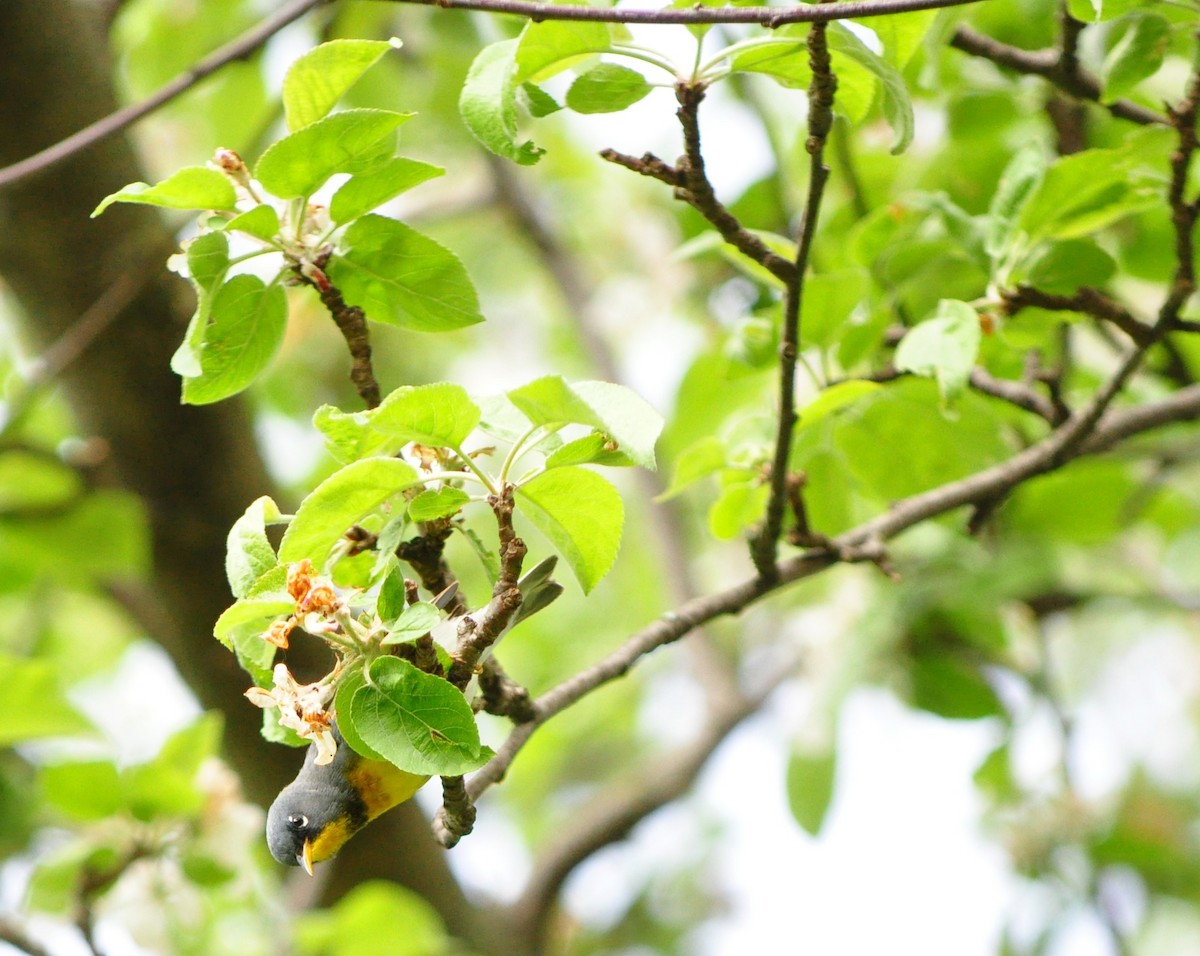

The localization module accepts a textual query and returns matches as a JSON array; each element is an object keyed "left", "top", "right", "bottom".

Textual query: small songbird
[
  {"left": 265, "top": 725, "right": 428, "bottom": 874},
  {"left": 265, "top": 557, "right": 562, "bottom": 871}
]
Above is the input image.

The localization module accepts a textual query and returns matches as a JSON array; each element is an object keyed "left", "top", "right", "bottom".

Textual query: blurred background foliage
[{"left": 3, "top": 0, "right": 1200, "bottom": 954}]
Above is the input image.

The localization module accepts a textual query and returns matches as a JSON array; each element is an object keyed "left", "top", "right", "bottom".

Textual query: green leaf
[
  {"left": 223, "top": 204, "right": 281, "bottom": 242},
  {"left": 1012, "top": 239, "right": 1117, "bottom": 294},
  {"left": 313, "top": 404, "right": 399, "bottom": 464},
  {"left": 370, "top": 383, "right": 482, "bottom": 447},
  {"left": 872, "top": 10, "right": 939, "bottom": 67},
  {"left": 786, "top": 746, "right": 837, "bottom": 836},
  {"left": 796, "top": 380, "right": 883, "bottom": 431},
  {"left": 515, "top": 466, "right": 623, "bottom": 593},
  {"left": 172, "top": 232, "right": 231, "bottom": 378},
  {"left": 521, "top": 82, "right": 562, "bottom": 118},
  {"left": 283, "top": 39, "right": 397, "bottom": 131},
  {"left": 5, "top": 656, "right": 92, "bottom": 745},
  {"left": 294, "top": 881, "right": 448, "bottom": 956},
  {"left": 334, "top": 671, "right": 387, "bottom": 761},
  {"left": 180, "top": 275, "right": 287, "bottom": 405},
  {"left": 800, "top": 268, "right": 869, "bottom": 348},
  {"left": 1018, "top": 134, "right": 1169, "bottom": 241},
  {"left": 507, "top": 376, "right": 663, "bottom": 470},
  {"left": 351, "top": 657, "right": 491, "bottom": 775},
  {"left": 908, "top": 655, "right": 1003, "bottom": 720},
  {"left": 213, "top": 595, "right": 290, "bottom": 684},
  {"left": 92, "top": 166, "right": 237, "bottom": 216},
  {"left": 255, "top": 109, "right": 413, "bottom": 199},
  {"left": 986, "top": 145, "right": 1046, "bottom": 258},
  {"left": 1102, "top": 13, "right": 1170, "bottom": 103},
  {"left": 894, "top": 299, "right": 981, "bottom": 401},
  {"left": 329, "top": 158, "right": 445, "bottom": 223},
  {"left": 515, "top": 19, "right": 612, "bottom": 83},
  {"left": 460, "top": 39, "right": 544, "bottom": 165},
  {"left": 381, "top": 602, "right": 441, "bottom": 644},
  {"left": 407, "top": 487, "right": 470, "bottom": 522},
  {"left": 565, "top": 63, "right": 651, "bottom": 114},
  {"left": 659, "top": 436, "right": 727, "bottom": 499},
  {"left": 0, "top": 449, "right": 82, "bottom": 512},
  {"left": 826, "top": 24, "right": 914, "bottom": 154},
  {"left": 278, "top": 457, "right": 419, "bottom": 566},
  {"left": 224, "top": 500, "right": 282, "bottom": 606},
  {"left": 40, "top": 762, "right": 122, "bottom": 821},
  {"left": 708, "top": 479, "right": 768, "bottom": 540},
  {"left": 328, "top": 215, "right": 485, "bottom": 331},
  {"left": 545, "top": 433, "right": 635, "bottom": 469}
]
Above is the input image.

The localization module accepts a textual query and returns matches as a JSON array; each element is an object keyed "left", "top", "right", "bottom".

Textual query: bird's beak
[{"left": 299, "top": 840, "right": 315, "bottom": 876}]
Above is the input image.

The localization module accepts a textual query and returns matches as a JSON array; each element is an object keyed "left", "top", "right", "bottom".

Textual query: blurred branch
[
  {"left": 370, "top": 0, "right": 985, "bottom": 24},
  {"left": 1002, "top": 285, "right": 1155, "bottom": 346},
  {"left": 949, "top": 25, "right": 1165, "bottom": 126},
  {"left": 0, "top": 918, "right": 52, "bottom": 956},
  {"left": 509, "top": 651, "right": 801, "bottom": 947},
  {"left": 751, "top": 24, "right": 835, "bottom": 580},
  {"left": 0, "top": 0, "right": 328, "bottom": 190}
]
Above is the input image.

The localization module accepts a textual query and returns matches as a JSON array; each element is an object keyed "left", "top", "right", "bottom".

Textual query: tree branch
[
  {"left": 0, "top": 0, "right": 329, "bottom": 190},
  {"left": 370, "top": 0, "right": 984, "bottom": 25},
  {"left": 751, "top": 22, "right": 835, "bottom": 580},
  {"left": 949, "top": 25, "right": 1165, "bottom": 127}
]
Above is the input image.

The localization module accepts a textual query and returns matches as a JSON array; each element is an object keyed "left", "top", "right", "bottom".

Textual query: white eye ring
[{"left": 287, "top": 813, "right": 309, "bottom": 830}]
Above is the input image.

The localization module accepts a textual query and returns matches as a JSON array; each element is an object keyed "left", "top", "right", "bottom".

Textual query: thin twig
[
  {"left": 0, "top": 918, "right": 52, "bottom": 956},
  {"left": 370, "top": 0, "right": 984, "bottom": 25},
  {"left": 1003, "top": 285, "right": 1154, "bottom": 346},
  {"left": 751, "top": 22, "right": 835, "bottom": 581},
  {"left": 0, "top": 0, "right": 328, "bottom": 190}
]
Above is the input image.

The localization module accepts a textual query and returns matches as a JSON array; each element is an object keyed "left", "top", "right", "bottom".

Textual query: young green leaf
[
  {"left": 407, "top": 487, "right": 470, "bottom": 522},
  {"left": 566, "top": 63, "right": 652, "bottom": 114},
  {"left": 515, "top": 19, "right": 612, "bottom": 83},
  {"left": 329, "top": 157, "right": 445, "bottom": 223},
  {"left": 172, "top": 232, "right": 232, "bottom": 378},
  {"left": 40, "top": 762, "right": 123, "bottom": 822},
  {"left": 255, "top": 109, "right": 412, "bottom": 199},
  {"left": 515, "top": 466, "right": 623, "bottom": 593},
  {"left": 333, "top": 671, "right": 388, "bottom": 761},
  {"left": 381, "top": 602, "right": 442, "bottom": 644},
  {"left": 460, "top": 39, "right": 544, "bottom": 165},
  {"left": 328, "top": 215, "right": 484, "bottom": 331},
  {"left": 894, "top": 299, "right": 981, "bottom": 401},
  {"left": 986, "top": 145, "right": 1045, "bottom": 258},
  {"left": 92, "top": 166, "right": 237, "bottom": 217},
  {"left": 350, "top": 657, "right": 492, "bottom": 776},
  {"left": 278, "top": 457, "right": 419, "bottom": 566},
  {"left": 213, "top": 597, "right": 290, "bottom": 685},
  {"left": 1012, "top": 239, "right": 1117, "bottom": 294},
  {"left": 507, "top": 376, "right": 663, "bottom": 470},
  {"left": 283, "top": 38, "right": 397, "bottom": 131},
  {"left": 1102, "top": 14, "right": 1170, "bottom": 103},
  {"left": 796, "top": 380, "right": 883, "bottom": 431},
  {"left": 800, "top": 268, "right": 869, "bottom": 349},
  {"left": 180, "top": 275, "right": 287, "bottom": 405},
  {"left": 370, "top": 383, "right": 482, "bottom": 447},
  {"left": 872, "top": 10, "right": 938, "bottom": 68},
  {"left": 223, "top": 204, "right": 281, "bottom": 242},
  {"left": 826, "top": 24, "right": 914, "bottom": 155},
  {"left": 786, "top": 745, "right": 838, "bottom": 836},
  {"left": 226, "top": 495, "right": 283, "bottom": 598},
  {"left": 545, "top": 433, "right": 635, "bottom": 469},
  {"left": 659, "top": 435, "right": 727, "bottom": 500},
  {"left": 313, "top": 404, "right": 399, "bottom": 464},
  {"left": 708, "top": 479, "right": 768, "bottom": 540},
  {"left": 5, "top": 656, "right": 93, "bottom": 745}
]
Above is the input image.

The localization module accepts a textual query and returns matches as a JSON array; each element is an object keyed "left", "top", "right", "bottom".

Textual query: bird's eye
[{"left": 287, "top": 813, "right": 309, "bottom": 831}]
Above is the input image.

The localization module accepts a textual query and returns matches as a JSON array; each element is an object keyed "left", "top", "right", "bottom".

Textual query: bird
[
  {"left": 266, "top": 557, "right": 563, "bottom": 872},
  {"left": 266, "top": 723, "right": 429, "bottom": 874}
]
